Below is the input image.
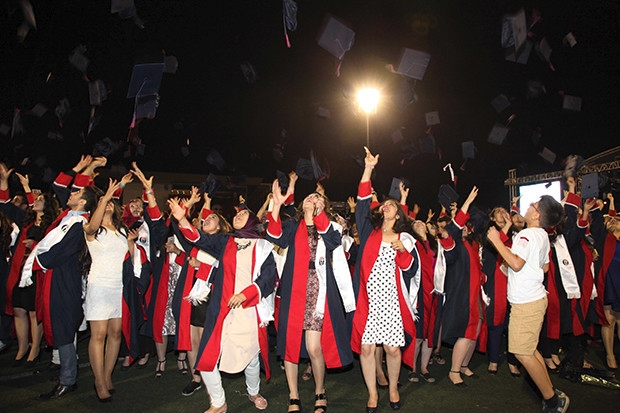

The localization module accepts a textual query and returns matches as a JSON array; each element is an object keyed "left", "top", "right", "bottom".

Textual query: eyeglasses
[{"left": 530, "top": 202, "right": 540, "bottom": 214}]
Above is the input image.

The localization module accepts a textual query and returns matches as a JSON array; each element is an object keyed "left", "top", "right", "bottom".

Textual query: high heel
[
  {"left": 606, "top": 354, "right": 618, "bottom": 370},
  {"left": 449, "top": 371, "right": 467, "bottom": 387},
  {"left": 460, "top": 365, "right": 478, "bottom": 379},
  {"left": 12, "top": 353, "right": 28, "bottom": 367},
  {"left": 93, "top": 385, "right": 112, "bottom": 403},
  {"left": 24, "top": 354, "right": 41, "bottom": 368},
  {"left": 177, "top": 356, "right": 189, "bottom": 375},
  {"left": 390, "top": 400, "right": 401, "bottom": 410},
  {"left": 314, "top": 392, "right": 327, "bottom": 413},
  {"left": 288, "top": 398, "right": 302, "bottom": 412},
  {"left": 155, "top": 359, "right": 166, "bottom": 378}
]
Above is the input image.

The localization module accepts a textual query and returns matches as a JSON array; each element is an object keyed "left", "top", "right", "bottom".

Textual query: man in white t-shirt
[{"left": 488, "top": 195, "right": 568, "bottom": 413}]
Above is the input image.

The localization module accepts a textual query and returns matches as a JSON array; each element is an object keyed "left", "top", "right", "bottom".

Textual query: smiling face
[
  {"left": 129, "top": 200, "right": 143, "bottom": 217},
  {"left": 412, "top": 220, "right": 427, "bottom": 238},
  {"left": 381, "top": 199, "right": 400, "bottom": 221},
  {"left": 233, "top": 209, "right": 250, "bottom": 230},
  {"left": 32, "top": 194, "right": 45, "bottom": 213}
]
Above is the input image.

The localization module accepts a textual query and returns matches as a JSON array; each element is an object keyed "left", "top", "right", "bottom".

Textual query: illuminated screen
[{"left": 518, "top": 180, "right": 563, "bottom": 213}]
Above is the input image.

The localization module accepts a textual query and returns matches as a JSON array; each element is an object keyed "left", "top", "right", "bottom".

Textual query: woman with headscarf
[{"left": 170, "top": 197, "right": 277, "bottom": 413}]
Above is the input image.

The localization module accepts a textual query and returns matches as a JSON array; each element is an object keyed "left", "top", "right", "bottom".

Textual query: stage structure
[{"left": 504, "top": 146, "right": 620, "bottom": 204}]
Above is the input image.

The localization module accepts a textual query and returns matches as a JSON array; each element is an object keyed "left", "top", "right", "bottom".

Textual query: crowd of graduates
[{"left": 0, "top": 148, "right": 619, "bottom": 413}]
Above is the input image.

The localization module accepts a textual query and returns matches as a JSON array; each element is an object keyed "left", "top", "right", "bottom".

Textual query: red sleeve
[
  {"left": 195, "top": 263, "right": 213, "bottom": 281},
  {"left": 564, "top": 192, "right": 581, "bottom": 209},
  {"left": 25, "top": 192, "right": 35, "bottom": 206},
  {"left": 53, "top": 171, "right": 74, "bottom": 188},
  {"left": 146, "top": 205, "right": 162, "bottom": 220},
  {"left": 394, "top": 249, "right": 413, "bottom": 270},
  {"left": 284, "top": 193, "right": 295, "bottom": 206},
  {"left": 174, "top": 252, "right": 186, "bottom": 266},
  {"left": 200, "top": 208, "right": 213, "bottom": 221},
  {"left": 439, "top": 235, "right": 456, "bottom": 251},
  {"left": 266, "top": 212, "right": 282, "bottom": 238},
  {"left": 453, "top": 210, "right": 470, "bottom": 228},
  {"left": 179, "top": 225, "right": 200, "bottom": 243},
  {"left": 609, "top": 209, "right": 617, "bottom": 217},
  {"left": 73, "top": 174, "right": 91, "bottom": 189},
  {"left": 358, "top": 181, "right": 372, "bottom": 199},
  {"left": 241, "top": 284, "right": 261, "bottom": 307},
  {"left": 112, "top": 186, "right": 123, "bottom": 200},
  {"left": 401, "top": 204, "right": 409, "bottom": 215},
  {"left": 313, "top": 210, "right": 329, "bottom": 233}
]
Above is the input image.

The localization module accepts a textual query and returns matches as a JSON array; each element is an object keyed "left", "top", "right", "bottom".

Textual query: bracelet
[
  {"left": 364, "top": 164, "right": 375, "bottom": 169},
  {"left": 146, "top": 189, "right": 153, "bottom": 195}
]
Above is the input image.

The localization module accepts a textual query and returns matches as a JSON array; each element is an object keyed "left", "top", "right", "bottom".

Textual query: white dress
[
  {"left": 84, "top": 228, "right": 128, "bottom": 320},
  {"left": 361, "top": 242, "right": 405, "bottom": 347}
]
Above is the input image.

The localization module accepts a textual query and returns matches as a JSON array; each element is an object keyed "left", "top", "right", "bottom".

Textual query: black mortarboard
[
  {"left": 88, "top": 80, "right": 107, "bottom": 106},
  {"left": 581, "top": 173, "right": 599, "bottom": 199},
  {"left": 438, "top": 184, "right": 459, "bottom": 211},
  {"left": 388, "top": 177, "right": 405, "bottom": 200},
  {"left": 276, "top": 170, "right": 289, "bottom": 193},
  {"left": 199, "top": 173, "right": 222, "bottom": 198},
  {"left": 317, "top": 15, "right": 355, "bottom": 60},
  {"left": 395, "top": 48, "right": 431, "bottom": 80},
  {"left": 126, "top": 63, "right": 164, "bottom": 98},
  {"left": 207, "top": 149, "right": 226, "bottom": 171},
  {"left": 295, "top": 158, "right": 314, "bottom": 181}
]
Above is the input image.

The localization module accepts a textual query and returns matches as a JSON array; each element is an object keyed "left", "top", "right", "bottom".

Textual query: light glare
[{"left": 358, "top": 88, "right": 380, "bottom": 113}]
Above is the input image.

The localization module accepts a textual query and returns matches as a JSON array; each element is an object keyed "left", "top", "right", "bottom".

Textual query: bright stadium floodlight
[{"left": 357, "top": 88, "right": 380, "bottom": 148}]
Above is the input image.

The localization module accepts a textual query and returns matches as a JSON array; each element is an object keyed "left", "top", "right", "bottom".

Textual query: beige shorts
[{"left": 508, "top": 296, "right": 548, "bottom": 356}]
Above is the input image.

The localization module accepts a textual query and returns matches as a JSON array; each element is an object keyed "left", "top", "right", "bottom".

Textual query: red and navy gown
[
  {"left": 178, "top": 225, "right": 277, "bottom": 379},
  {"left": 413, "top": 240, "right": 438, "bottom": 347},
  {"left": 593, "top": 209, "right": 620, "bottom": 321},
  {"left": 265, "top": 210, "right": 354, "bottom": 369},
  {"left": 438, "top": 210, "right": 487, "bottom": 351},
  {"left": 350, "top": 180, "right": 418, "bottom": 367},
  {"left": 121, "top": 243, "right": 151, "bottom": 361}
]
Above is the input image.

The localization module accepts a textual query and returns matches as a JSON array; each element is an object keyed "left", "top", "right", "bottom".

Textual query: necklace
[{"left": 236, "top": 240, "right": 252, "bottom": 251}]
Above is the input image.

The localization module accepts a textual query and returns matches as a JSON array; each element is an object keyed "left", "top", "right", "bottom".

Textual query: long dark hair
[
  {"left": 24, "top": 193, "right": 60, "bottom": 232},
  {"left": 96, "top": 202, "right": 128, "bottom": 239},
  {"left": 370, "top": 198, "right": 411, "bottom": 234},
  {"left": 294, "top": 192, "right": 336, "bottom": 222},
  {"left": 0, "top": 211, "right": 13, "bottom": 257}
]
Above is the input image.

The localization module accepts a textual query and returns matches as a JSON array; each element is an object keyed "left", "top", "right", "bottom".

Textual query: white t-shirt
[{"left": 507, "top": 227, "right": 550, "bottom": 304}]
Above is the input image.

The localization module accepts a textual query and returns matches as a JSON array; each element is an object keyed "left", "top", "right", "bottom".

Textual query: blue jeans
[{"left": 58, "top": 342, "right": 78, "bottom": 386}]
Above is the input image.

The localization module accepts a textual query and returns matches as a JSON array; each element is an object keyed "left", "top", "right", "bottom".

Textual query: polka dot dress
[{"left": 362, "top": 242, "right": 405, "bottom": 347}]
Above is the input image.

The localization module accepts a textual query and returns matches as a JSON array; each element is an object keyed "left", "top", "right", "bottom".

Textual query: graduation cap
[
  {"left": 501, "top": 9, "right": 527, "bottom": 53},
  {"left": 207, "top": 149, "right": 226, "bottom": 171},
  {"left": 490, "top": 94, "right": 511, "bottom": 113},
  {"left": 30, "top": 103, "right": 47, "bottom": 117},
  {"left": 425, "top": 111, "right": 440, "bottom": 126},
  {"left": 391, "top": 127, "right": 405, "bottom": 144},
  {"left": 16, "top": 0, "right": 37, "bottom": 43},
  {"left": 419, "top": 133, "right": 436, "bottom": 154},
  {"left": 562, "top": 94, "right": 582, "bottom": 112},
  {"left": 87, "top": 107, "right": 102, "bottom": 135},
  {"left": 438, "top": 184, "right": 459, "bottom": 211},
  {"left": 531, "top": 127, "right": 542, "bottom": 145},
  {"left": 135, "top": 95, "right": 160, "bottom": 119},
  {"left": 240, "top": 61, "right": 259, "bottom": 84},
  {"left": 536, "top": 38, "right": 555, "bottom": 70},
  {"left": 316, "top": 106, "right": 331, "bottom": 119},
  {"left": 400, "top": 142, "right": 420, "bottom": 164},
  {"left": 199, "top": 173, "right": 222, "bottom": 198},
  {"left": 68, "top": 45, "right": 89, "bottom": 75},
  {"left": 580, "top": 173, "right": 599, "bottom": 199},
  {"left": 163, "top": 55, "right": 178, "bottom": 74},
  {"left": 563, "top": 32, "right": 577, "bottom": 48},
  {"left": 394, "top": 48, "right": 431, "bottom": 80},
  {"left": 563, "top": 154, "right": 584, "bottom": 178},
  {"left": 388, "top": 177, "right": 408, "bottom": 200},
  {"left": 462, "top": 141, "right": 477, "bottom": 159},
  {"left": 54, "top": 98, "right": 71, "bottom": 127},
  {"left": 296, "top": 151, "right": 329, "bottom": 181},
  {"left": 126, "top": 63, "right": 164, "bottom": 98},
  {"left": 282, "top": 0, "right": 298, "bottom": 47},
  {"left": 539, "top": 147, "right": 556, "bottom": 164},
  {"left": 276, "top": 170, "right": 290, "bottom": 193},
  {"left": 317, "top": 15, "right": 355, "bottom": 60},
  {"left": 487, "top": 124, "right": 509, "bottom": 145},
  {"left": 88, "top": 80, "right": 107, "bottom": 106},
  {"left": 505, "top": 40, "right": 532, "bottom": 64},
  {"left": 392, "top": 78, "right": 418, "bottom": 112}
]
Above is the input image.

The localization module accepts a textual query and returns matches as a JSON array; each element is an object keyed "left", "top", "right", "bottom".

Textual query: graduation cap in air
[
  {"left": 88, "top": 80, "right": 107, "bottom": 106},
  {"left": 127, "top": 63, "right": 164, "bottom": 98},
  {"left": 240, "top": 61, "right": 259, "bottom": 84},
  {"left": 487, "top": 124, "right": 509, "bottom": 145},
  {"left": 296, "top": 151, "right": 329, "bottom": 181},
  {"left": 316, "top": 106, "right": 331, "bottom": 119},
  {"left": 400, "top": 142, "right": 420, "bottom": 164},
  {"left": 30, "top": 103, "right": 47, "bottom": 118},
  {"left": 536, "top": 38, "right": 555, "bottom": 71},
  {"left": 276, "top": 170, "right": 290, "bottom": 193},
  {"left": 419, "top": 133, "right": 436, "bottom": 154},
  {"left": 163, "top": 55, "right": 178, "bottom": 74},
  {"left": 16, "top": 0, "right": 37, "bottom": 43},
  {"left": 135, "top": 95, "right": 160, "bottom": 119},
  {"left": 438, "top": 184, "right": 459, "bottom": 212},
  {"left": 111, "top": 0, "right": 144, "bottom": 28},
  {"left": 562, "top": 94, "right": 582, "bottom": 112},
  {"left": 207, "top": 149, "right": 226, "bottom": 171},
  {"left": 580, "top": 173, "right": 599, "bottom": 199},
  {"left": 539, "top": 147, "right": 556, "bottom": 164},
  {"left": 317, "top": 15, "right": 355, "bottom": 68},
  {"left": 55, "top": 99, "right": 70, "bottom": 127},
  {"left": 502, "top": 9, "right": 528, "bottom": 61},
  {"left": 393, "top": 48, "right": 431, "bottom": 81},
  {"left": 282, "top": 0, "right": 298, "bottom": 47},
  {"left": 527, "top": 80, "right": 546, "bottom": 100},
  {"left": 491, "top": 94, "right": 511, "bottom": 113},
  {"left": 199, "top": 173, "right": 222, "bottom": 198},
  {"left": 388, "top": 177, "right": 409, "bottom": 200},
  {"left": 563, "top": 32, "right": 577, "bottom": 48},
  {"left": 87, "top": 107, "right": 102, "bottom": 136},
  {"left": 68, "top": 45, "right": 89, "bottom": 75},
  {"left": 462, "top": 141, "right": 477, "bottom": 159},
  {"left": 392, "top": 78, "right": 418, "bottom": 112},
  {"left": 425, "top": 111, "right": 440, "bottom": 126}
]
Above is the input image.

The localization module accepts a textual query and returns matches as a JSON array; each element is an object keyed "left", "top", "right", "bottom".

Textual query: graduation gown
[
  {"left": 413, "top": 240, "right": 438, "bottom": 346},
  {"left": 178, "top": 226, "right": 277, "bottom": 379},
  {"left": 265, "top": 210, "right": 355, "bottom": 369},
  {"left": 122, "top": 243, "right": 151, "bottom": 361},
  {"left": 439, "top": 210, "right": 487, "bottom": 351},
  {"left": 350, "top": 180, "right": 418, "bottom": 367},
  {"left": 482, "top": 231, "right": 510, "bottom": 329}
]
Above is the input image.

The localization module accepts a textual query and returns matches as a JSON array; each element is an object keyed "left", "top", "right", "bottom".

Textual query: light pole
[{"left": 357, "top": 88, "right": 380, "bottom": 148}]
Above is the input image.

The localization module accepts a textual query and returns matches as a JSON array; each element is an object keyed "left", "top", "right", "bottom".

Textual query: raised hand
[
  {"left": 271, "top": 179, "right": 288, "bottom": 207},
  {"left": 167, "top": 197, "right": 186, "bottom": 221},
  {"left": 131, "top": 162, "right": 153, "bottom": 189},
  {"left": 120, "top": 172, "right": 134, "bottom": 186},
  {"left": 364, "top": 146, "right": 379, "bottom": 167},
  {"left": 73, "top": 154, "right": 92, "bottom": 173},
  {"left": 15, "top": 172, "right": 30, "bottom": 190}
]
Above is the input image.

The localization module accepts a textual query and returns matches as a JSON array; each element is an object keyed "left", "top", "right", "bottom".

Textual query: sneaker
[
  {"left": 0, "top": 340, "right": 7, "bottom": 353},
  {"left": 543, "top": 394, "right": 570, "bottom": 413},
  {"left": 181, "top": 380, "right": 202, "bottom": 396}
]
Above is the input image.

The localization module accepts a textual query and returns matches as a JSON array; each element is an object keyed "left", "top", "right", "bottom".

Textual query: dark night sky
[{"left": 2, "top": 0, "right": 619, "bottom": 214}]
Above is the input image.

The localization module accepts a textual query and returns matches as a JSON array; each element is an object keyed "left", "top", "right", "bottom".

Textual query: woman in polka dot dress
[{"left": 350, "top": 147, "right": 418, "bottom": 413}]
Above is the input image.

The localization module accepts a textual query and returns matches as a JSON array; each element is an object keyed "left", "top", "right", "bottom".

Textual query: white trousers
[{"left": 200, "top": 354, "right": 261, "bottom": 407}]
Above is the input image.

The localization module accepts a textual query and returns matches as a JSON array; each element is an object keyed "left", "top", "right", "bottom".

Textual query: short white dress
[
  {"left": 84, "top": 228, "right": 128, "bottom": 320},
  {"left": 361, "top": 242, "right": 405, "bottom": 347}
]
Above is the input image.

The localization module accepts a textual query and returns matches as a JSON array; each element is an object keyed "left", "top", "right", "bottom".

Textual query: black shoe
[
  {"left": 24, "top": 354, "right": 40, "bottom": 369},
  {"left": 12, "top": 354, "right": 28, "bottom": 367},
  {"left": 181, "top": 380, "right": 202, "bottom": 396},
  {"left": 390, "top": 400, "right": 401, "bottom": 410},
  {"left": 39, "top": 383, "right": 77, "bottom": 400},
  {"left": 94, "top": 385, "right": 113, "bottom": 403}
]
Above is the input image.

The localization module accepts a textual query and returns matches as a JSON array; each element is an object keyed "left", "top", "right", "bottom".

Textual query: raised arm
[
  {"left": 84, "top": 178, "right": 121, "bottom": 237},
  {"left": 131, "top": 161, "right": 157, "bottom": 208},
  {"left": 460, "top": 186, "right": 479, "bottom": 215},
  {"left": 360, "top": 146, "right": 379, "bottom": 184}
]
